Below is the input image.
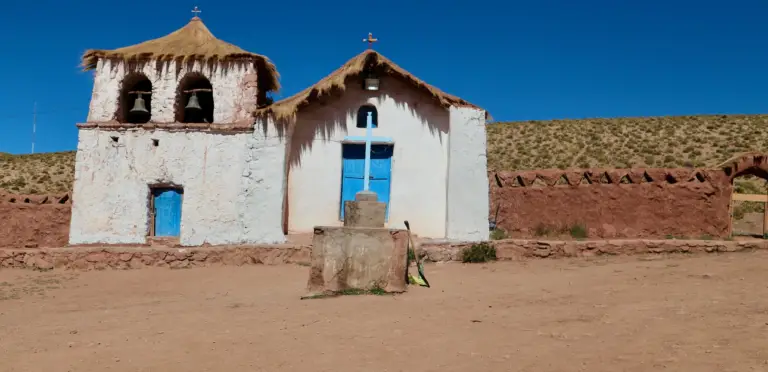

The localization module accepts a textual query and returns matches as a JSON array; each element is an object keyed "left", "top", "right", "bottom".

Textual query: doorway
[
  {"left": 149, "top": 187, "right": 184, "bottom": 237},
  {"left": 340, "top": 143, "right": 394, "bottom": 220}
]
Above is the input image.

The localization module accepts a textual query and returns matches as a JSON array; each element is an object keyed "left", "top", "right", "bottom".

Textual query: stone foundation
[
  {"left": 1, "top": 239, "right": 766, "bottom": 271},
  {"left": 421, "top": 239, "right": 768, "bottom": 262},
  {"left": 0, "top": 245, "right": 310, "bottom": 271}
]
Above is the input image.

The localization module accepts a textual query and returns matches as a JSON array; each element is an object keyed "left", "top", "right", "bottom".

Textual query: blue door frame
[
  {"left": 152, "top": 187, "right": 183, "bottom": 237},
  {"left": 340, "top": 144, "right": 393, "bottom": 220}
]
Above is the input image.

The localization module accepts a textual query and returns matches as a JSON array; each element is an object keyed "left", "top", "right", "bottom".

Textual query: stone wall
[
  {"left": 421, "top": 238, "right": 767, "bottom": 262},
  {"left": 489, "top": 167, "right": 733, "bottom": 239},
  {"left": 1, "top": 238, "right": 766, "bottom": 271},
  {"left": 0, "top": 192, "right": 72, "bottom": 249}
]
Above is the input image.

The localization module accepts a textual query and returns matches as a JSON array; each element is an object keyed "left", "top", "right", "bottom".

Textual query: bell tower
[{"left": 80, "top": 11, "right": 279, "bottom": 127}]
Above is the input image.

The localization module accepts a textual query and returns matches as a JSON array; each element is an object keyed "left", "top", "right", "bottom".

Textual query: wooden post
[
  {"left": 763, "top": 201, "right": 768, "bottom": 239},
  {"left": 731, "top": 193, "right": 768, "bottom": 239}
]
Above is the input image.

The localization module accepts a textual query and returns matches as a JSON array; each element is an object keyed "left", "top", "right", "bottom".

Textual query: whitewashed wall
[
  {"left": 86, "top": 58, "right": 256, "bottom": 124},
  {"left": 69, "top": 125, "right": 286, "bottom": 246},
  {"left": 446, "top": 106, "right": 489, "bottom": 242},
  {"left": 287, "top": 77, "right": 450, "bottom": 238}
]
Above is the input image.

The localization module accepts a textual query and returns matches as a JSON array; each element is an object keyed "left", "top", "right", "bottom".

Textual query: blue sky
[{"left": 0, "top": 0, "right": 766, "bottom": 154}]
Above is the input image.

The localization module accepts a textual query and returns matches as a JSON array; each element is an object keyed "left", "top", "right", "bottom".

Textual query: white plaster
[
  {"left": 86, "top": 58, "right": 256, "bottom": 124},
  {"left": 286, "top": 77, "right": 450, "bottom": 238},
  {"left": 446, "top": 106, "right": 490, "bottom": 242},
  {"left": 69, "top": 126, "right": 286, "bottom": 246}
]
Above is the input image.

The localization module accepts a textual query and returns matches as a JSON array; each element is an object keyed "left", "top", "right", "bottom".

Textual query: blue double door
[
  {"left": 340, "top": 144, "right": 393, "bottom": 219},
  {"left": 152, "top": 188, "right": 183, "bottom": 237}
]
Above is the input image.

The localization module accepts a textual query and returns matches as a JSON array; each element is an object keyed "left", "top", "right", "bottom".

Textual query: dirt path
[{"left": 1, "top": 252, "right": 768, "bottom": 371}]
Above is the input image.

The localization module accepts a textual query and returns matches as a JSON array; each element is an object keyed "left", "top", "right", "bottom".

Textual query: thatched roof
[
  {"left": 253, "top": 49, "right": 480, "bottom": 120},
  {"left": 81, "top": 17, "right": 280, "bottom": 93}
]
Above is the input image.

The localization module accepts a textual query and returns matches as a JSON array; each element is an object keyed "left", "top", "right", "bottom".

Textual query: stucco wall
[
  {"left": 86, "top": 58, "right": 256, "bottom": 124},
  {"left": 446, "top": 106, "right": 489, "bottom": 241},
  {"left": 286, "top": 77, "right": 450, "bottom": 238},
  {"left": 69, "top": 125, "right": 286, "bottom": 246},
  {"left": 490, "top": 168, "right": 732, "bottom": 239},
  {"left": 0, "top": 192, "right": 72, "bottom": 249}
]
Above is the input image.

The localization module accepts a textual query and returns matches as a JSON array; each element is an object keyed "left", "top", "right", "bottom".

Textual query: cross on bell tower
[{"left": 191, "top": 6, "right": 202, "bottom": 19}]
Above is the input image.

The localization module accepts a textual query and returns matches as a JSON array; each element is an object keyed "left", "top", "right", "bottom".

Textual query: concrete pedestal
[
  {"left": 307, "top": 226, "right": 408, "bottom": 295},
  {"left": 343, "top": 191, "right": 387, "bottom": 228}
]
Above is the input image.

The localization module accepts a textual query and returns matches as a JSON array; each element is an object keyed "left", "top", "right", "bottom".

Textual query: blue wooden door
[
  {"left": 153, "top": 188, "right": 183, "bottom": 237},
  {"left": 340, "top": 144, "right": 393, "bottom": 219}
]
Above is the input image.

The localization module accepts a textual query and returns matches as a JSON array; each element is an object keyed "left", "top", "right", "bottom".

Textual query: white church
[{"left": 69, "top": 14, "right": 490, "bottom": 246}]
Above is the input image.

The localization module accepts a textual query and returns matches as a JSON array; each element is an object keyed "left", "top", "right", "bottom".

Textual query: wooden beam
[{"left": 732, "top": 193, "right": 768, "bottom": 202}]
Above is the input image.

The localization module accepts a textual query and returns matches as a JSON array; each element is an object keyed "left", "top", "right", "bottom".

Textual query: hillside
[
  {"left": 2, "top": 114, "right": 768, "bottom": 195},
  {"left": 0, "top": 151, "right": 75, "bottom": 194},
  {"left": 486, "top": 114, "right": 768, "bottom": 171}
]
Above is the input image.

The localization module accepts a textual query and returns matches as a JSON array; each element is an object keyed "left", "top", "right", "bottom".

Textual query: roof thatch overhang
[
  {"left": 81, "top": 17, "right": 280, "bottom": 93},
  {"left": 253, "top": 50, "right": 482, "bottom": 121}
]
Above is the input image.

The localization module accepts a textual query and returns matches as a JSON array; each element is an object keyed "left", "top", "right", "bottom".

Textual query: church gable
[{"left": 253, "top": 50, "right": 479, "bottom": 122}]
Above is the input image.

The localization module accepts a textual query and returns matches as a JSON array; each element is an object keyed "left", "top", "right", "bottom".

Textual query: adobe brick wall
[
  {"left": 489, "top": 167, "right": 734, "bottom": 239},
  {"left": 0, "top": 192, "right": 72, "bottom": 249}
]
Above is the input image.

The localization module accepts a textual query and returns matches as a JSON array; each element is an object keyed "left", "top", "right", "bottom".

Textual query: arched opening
[
  {"left": 117, "top": 73, "right": 152, "bottom": 124},
  {"left": 356, "top": 105, "right": 378, "bottom": 129},
  {"left": 175, "top": 73, "right": 214, "bottom": 123},
  {"left": 727, "top": 154, "right": 768, "bottom": 238}
]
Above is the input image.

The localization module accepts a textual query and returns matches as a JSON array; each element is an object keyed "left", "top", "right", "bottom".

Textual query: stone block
[
  {"left": 343, "top": 201, "right": 387, "bottom": 228},
  {"left": 307, "top": 226, "right": 408, "bottom": 295}
]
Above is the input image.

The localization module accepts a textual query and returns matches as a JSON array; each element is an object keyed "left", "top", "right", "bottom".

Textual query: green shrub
[
  {"left": 461, "top": 242, "right": 497, "bottom": 263},
  {"left": 489, "top": 228, "right": 507, "bottom": 240},
  {"left": 569, "top": 224, "right": 588, "bottom": 239}
]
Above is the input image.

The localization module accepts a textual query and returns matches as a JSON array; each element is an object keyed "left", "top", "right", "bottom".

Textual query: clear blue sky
[{"left": 0, "top": 0, "right": 766, "bottom": 154}]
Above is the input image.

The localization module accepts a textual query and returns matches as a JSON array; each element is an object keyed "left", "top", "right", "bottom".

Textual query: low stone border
[
  {"left": 0, "top": 245, "right": 311, "bottom": 271},
  {"left": 1, "top": 239, "right": 766, "bottom": 271},
  {"left": 421, "top": 239, "right": 767, "bottom": 262}
]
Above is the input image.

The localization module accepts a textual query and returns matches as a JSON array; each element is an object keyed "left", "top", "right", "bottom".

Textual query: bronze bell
[
  {"left": 185, "top": 92, "right": 202, "bottom": 111},
  {"left": 130, "top": 93, "right": 149, "bottom": 114}
]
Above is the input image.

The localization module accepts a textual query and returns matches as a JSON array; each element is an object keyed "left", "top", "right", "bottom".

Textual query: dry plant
[{"left": 0, "top": 151, "right": 75, "bottom": 194}]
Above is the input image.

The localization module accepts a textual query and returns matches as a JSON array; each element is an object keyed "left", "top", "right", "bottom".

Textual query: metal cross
[
  {"left": 191, "top": 6, "right": 202, "bottom": 18},
  {"left": 362, "top": 33, "right": 378, "bottom": 49}
]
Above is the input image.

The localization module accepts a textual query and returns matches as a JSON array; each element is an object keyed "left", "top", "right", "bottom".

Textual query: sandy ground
[{"left": 2, "top": 253, "right": 768, "bottom": 372}]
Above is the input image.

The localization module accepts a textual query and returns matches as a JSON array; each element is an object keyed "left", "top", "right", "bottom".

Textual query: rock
[
  {"left": 169, "top": 260, "right": 190, "bottom": 269},
  {"left": 86, "top": 253, "right": 106, "bottom": 263},
  {"left": 70, "top": 259, "right": 89, "bottom": 270},
  {"left": 129, "top": 258, "right": 145, "bottom": 269},
  {"left": 0, "top": 250, "right": 10, "bottom": 259},
  {"left": 118, "top": 253, "right": 133, "bottom": 262},
  {"left": 34, "top": 258, "right": 53, "bottom": 271},
  {"left": 24, "top": 243, "right": 38, "bottom": 249},
  {"left": 173, "top": 251, "right": 189, "bottom": 260},
  {"left": 53, "top": 257, "right": 70, "bottom": 268},
  {"left": 192, "top": 252, "right": 208, "bottom": 261}
]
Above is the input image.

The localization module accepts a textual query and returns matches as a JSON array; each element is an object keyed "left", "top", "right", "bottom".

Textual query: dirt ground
[{"left": 2, "top": 252, "right": 768, "bottom": 372}]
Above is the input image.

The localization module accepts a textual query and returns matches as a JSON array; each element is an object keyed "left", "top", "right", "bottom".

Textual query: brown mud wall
[
  {"left": 490, "top": 168, "right": 734, "bottom": 239},
  {"left": 0, "top": 192, "right": 71, "bottom": 249}
]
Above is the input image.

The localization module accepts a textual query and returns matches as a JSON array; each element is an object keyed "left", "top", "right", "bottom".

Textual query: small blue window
[{"left": 356, "top": 105, "right": 378, "bottom": 128}]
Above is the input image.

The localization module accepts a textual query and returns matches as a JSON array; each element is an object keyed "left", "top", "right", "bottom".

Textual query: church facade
[{"left": 69, "top": 16, "right": 489, "bottom": 246}]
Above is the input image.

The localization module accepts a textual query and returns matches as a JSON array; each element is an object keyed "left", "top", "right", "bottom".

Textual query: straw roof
[
  {"left": 81, "top": 17, "right": 280, "bottom": 93},
  {"left": 253, "top": 49, "right": 480, "bottom": 120}
]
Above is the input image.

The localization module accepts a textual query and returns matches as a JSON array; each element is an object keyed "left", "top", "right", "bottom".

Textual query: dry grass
[
  {"left": 487, "top": 114, "right": 768, "bottom": 171},
  {"left": 0, "top": 151, "right": 75, "bottom": 194}
]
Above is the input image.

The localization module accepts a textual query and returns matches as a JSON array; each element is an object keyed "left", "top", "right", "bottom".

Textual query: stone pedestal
[
  {"left": 306, "top": 190, "right": 407, "bottom": 296},
  {"left": 307, "top": 226, "right": 408, "bottom": 294},
  {"left": 343, "top": 191, "right": 387, "bottom": 228}
]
